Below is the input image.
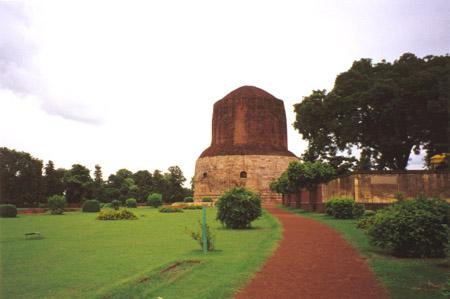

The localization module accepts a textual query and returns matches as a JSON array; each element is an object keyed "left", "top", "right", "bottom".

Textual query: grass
[
  {"left": 281, "top": 206, "right": 450, "bottom": 299},
  {"left": 0, "top": 207, "right": 281, "bottom": 299}
]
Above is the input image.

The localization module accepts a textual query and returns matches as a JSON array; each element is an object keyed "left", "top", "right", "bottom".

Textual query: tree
[
  {"left": 44, "top": 161, "right": 65, "bottom": 198},
  {"left": 64, "top": 164, "right": 93, "bottom": 203},
  {"left": 164, "top": 166, "right": 187, "bottom": 203},
  {"left": 271, "top": 161, "right": 335, "bottom": 208},
  {"left": 133, "top": 170, "right": 154, "bottom": 202},
  {"left": 0, "top": 147, "right": 45, "bottom": 206},
  {"left": 93, "top": 164, "right": 104, "bottom": 200},
  {"left": 294, "top": 53, "right": 450, "bottom": 170}
]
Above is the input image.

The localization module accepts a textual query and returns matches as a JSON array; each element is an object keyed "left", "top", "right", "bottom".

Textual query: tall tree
[
  {"left": 294, "top": 53, "right": 450, "bottom": 170},
  {"left": 64, "top": 164, "right": 93, "bottom": 203},
  {"left": 44, "top": 160, "right": 65, "bottom": 198},
  {"left": 93, "top": 164, "right": 104, "bottom": 200},
  {"left": 133, "top": 170, "right": 153, "bottom": 202}
]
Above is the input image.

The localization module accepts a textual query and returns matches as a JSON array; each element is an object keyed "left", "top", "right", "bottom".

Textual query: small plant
[
  {"left": 82, "top": 200, "right": 101, "bottom": 212},
  {"left": 47, "top": 195, "right": 67, "bottom": 215},
  {"left": 147, "top": 193, "right": 163, "bottom": 208},
  {"left": 202, "top": 197, "right": 213, "bottom": 203},
  {"left": 0, "top": 204, "right": 17, "bottom": 218},
  {"left": 111, "top": 199, "right": 121, "bottom": 210},
  {"left": 159, "top": 207, "right": 183, "bottom": 213},
  {"left": 216, "top": 187, "right": 261, "bottom": 229},
  {"left": 97, "top": 209, "right": 137, "bottom": 220},
  {"left": 367, "top": 197, "right": 449, "bottom": 257},
  {"left": 184, "top": 197, "right": 194, "bottom": 203},
  {"left": 125, "top": 198, "right": 137, "bottom": 208},
  {"left": 187, "top": 221, "right": 215, "bottom": 251}
]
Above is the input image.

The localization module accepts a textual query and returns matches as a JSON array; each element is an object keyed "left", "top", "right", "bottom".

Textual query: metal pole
[{"left": 202, "top": 206, "right": 207, "bottom": 253}]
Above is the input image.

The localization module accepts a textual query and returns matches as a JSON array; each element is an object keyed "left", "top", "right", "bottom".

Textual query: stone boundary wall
[{"left": 282, "top": 170, "right": 449, "bottom": 212}]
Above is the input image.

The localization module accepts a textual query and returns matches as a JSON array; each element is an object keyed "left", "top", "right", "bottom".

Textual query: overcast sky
[{"left": 1, "top": 0, "right": 449, "bottom": 182}]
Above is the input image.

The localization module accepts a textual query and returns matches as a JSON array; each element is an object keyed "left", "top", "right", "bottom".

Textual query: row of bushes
[
  {"left": 324, "top": 196, "right": 449, "bottom": 258},
  {"left": 183, "top": 196, "right": 213, "bottom": 203}
]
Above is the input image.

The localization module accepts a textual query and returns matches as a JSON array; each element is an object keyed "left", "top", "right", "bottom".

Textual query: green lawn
[
  {"left": 0, "top": 207, "right": 281, "bottom": 299},
  {"left": 281, "top": 206, "right": 450, "bottom": 299}
]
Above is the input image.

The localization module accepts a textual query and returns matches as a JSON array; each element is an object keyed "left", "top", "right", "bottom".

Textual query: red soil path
[{"left": 235, "top": 205, "right": 389, "bottom": 299}]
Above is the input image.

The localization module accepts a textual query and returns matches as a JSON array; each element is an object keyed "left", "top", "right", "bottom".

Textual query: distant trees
[
  {"left": 0, "top": 147, "right": 193, "bottom": 206},
  {"left": 294, "top": 53, "right": 449, "bottom": 170}
]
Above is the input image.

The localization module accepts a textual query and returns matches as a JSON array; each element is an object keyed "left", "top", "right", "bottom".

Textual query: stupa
[{"left": 193, "top": 86, "right": 298, "bottom": 202}]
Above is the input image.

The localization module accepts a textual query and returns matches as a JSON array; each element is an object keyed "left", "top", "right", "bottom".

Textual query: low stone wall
[{"left": 282, "top": 170, "right": 449, "bottom": 212}]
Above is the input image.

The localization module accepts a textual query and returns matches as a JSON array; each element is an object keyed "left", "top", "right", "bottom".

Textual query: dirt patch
[
  {"left": 160, "top": 260, "right": 201, "bottom": 274},
  {"left": 235, "top": 205, "right": 389, "bottom": 299}
]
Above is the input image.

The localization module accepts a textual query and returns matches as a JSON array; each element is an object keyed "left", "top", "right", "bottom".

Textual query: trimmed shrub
[
  {"left": 183, "top": 205, "right": 203, "bottom": 210},
  {"left": 352, "top": 203, "right": 365, "bottom": 218},
  {"left": 97, "top": 209, "right": 137, "bottom": 220},
  {"left": 159, "top": 207, "right": 183, "bottom": 213},
  {"left": 188, "top": 221, "right": 215, "bottom": 251},
  {"left": 325, "top": 197, "right": 364, "bottom": 219},
  {"left": 111, "top": 199, "right": 121, "bottom": 210},
  {"left": 47, "top": 195, "right": 67, "bottom": 215},
  {"left": 125, "top": 198, "right": 137, "bottom": 208},
  {"left": 216, "top": 187, "right": 262, "bottom": 229},
  {"left": 147, "top": 193, "right": 163, "bottom": 208},
  {"left": 202, "top": 197, "right": 213, "bottom": 203},
  {"left": 367, "top": 197, "right": 449, "bottom": 257},
  {"left": 0, "top": 204, "right": 17, "bottom": 218},
  {"left": 184, "top": 197, "right": 194, "bottom": 203},
  {"left": 82, "top": 200, "right": 100, "bottom": 212}
]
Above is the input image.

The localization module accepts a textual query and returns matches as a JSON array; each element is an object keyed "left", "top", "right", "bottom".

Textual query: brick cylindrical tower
[{"left": 194, "top": 86, "right": 298, "bottom": 202}]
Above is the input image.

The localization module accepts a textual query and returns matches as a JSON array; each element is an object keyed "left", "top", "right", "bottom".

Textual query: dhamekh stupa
[{"left": 194, "top": 86, "right": 299, "bottom": 202}]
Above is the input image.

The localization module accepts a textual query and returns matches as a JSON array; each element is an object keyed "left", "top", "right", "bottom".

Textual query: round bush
[
  {"left": 325, "top": 197, "right": 361, "bottom": 219},
  {"left": 0, "top": 204, "right": 17, "bottom": 218},
  {"left": 82, "top": 200, "right": 101, "bottom": 212},
  {"left": 183, "top": 197, "right": 194, "bottom": 203},
  {"left": 47, "top": 195, "right": 67, "bottom": 215},
  {"left": 216, "top": 187, "right": 262, "bottom": 229},
  {"left": 147, "top": 193, "right": 163, "bottom": 208},
  {"left": 367, "top": 198, "right": 449, "bottom": 257},
  {"left": 125, "top": 198, "right": 137, "bottom": 208},
  {"left": 111, "top": 199, "right": 121, "bottom": 210}
]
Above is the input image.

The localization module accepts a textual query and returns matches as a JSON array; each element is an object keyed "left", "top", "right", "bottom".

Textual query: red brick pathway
[{"left": 235, "top": 205, "right": 389, "bottom": 299}]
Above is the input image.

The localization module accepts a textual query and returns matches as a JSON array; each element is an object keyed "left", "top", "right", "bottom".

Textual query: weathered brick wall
[
  {"left": 321, "top": 171, "right": 450, "bottom": 203},
  {"left": 282, "top": 171, "right": 449, "bottom": 212},
  {"left": 194, "top": 154, "right": 298, "bottom": 202}
]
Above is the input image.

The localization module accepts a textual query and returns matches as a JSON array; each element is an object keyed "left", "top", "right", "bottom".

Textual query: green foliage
[
  {"left": 0, "top": 147, "right": 45, "bottom": 206},
  {"left": 159, "top": 207, "right": 183, "bottom": 213},
  {"left": 325, "top": 198, "right": 364, "bottom": 219},
  {"left": 187, "top": 221, "right": 215, "bottom": 251},
  {"left": 96, "top": 209, "right": 137, "bottom": 220},
  {"left": 64, "top": 164, "right": 93, "bottom": 204},
  {"left": 216, "top": 187, "right": 262, "bottom": 229},
  {"left": 147, "top": 193, "right": 163, "bottom": 208},
  {"left": 44, "top": 160, "right": 66, "bottom": 198},
  {"left": 184, "top": 196, "right": 194, "bottom": 203},
  {"left": 0, "top": 204, "right": 17, "bottom": 218},
  {"left": 111, "top": 199, "right": 121, "bottom": 210},
  {"left": 47, "top": 195, "right": 67, "bottom": 215},
  {"left": 82, "top": 200, "right": 100, "bottom": 212},
  {"left": 294, "top": 54, "right": 450, "bottom": 170},
  {"left": 271, "top": 161, "right": 335, "bottom": 194},
  {"left": 367, "top": 197, "right": 449, "bottom": 257},
  {"left": 201, "top": 197, "right": 212, "bottom": 202},
  {"left": 125, "top": 198, "right": 137, "bottom": 208},
  {"left": 356, "top": 210, "right": 377, "bottom": 229}
]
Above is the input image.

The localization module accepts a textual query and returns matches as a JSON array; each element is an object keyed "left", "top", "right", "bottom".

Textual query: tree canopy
[
  {"left": 270, "top": 161, "right": 335, "bottom": 194},
  {"left": 294, "top": 53, "right": 449, "bottom": 170}
]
